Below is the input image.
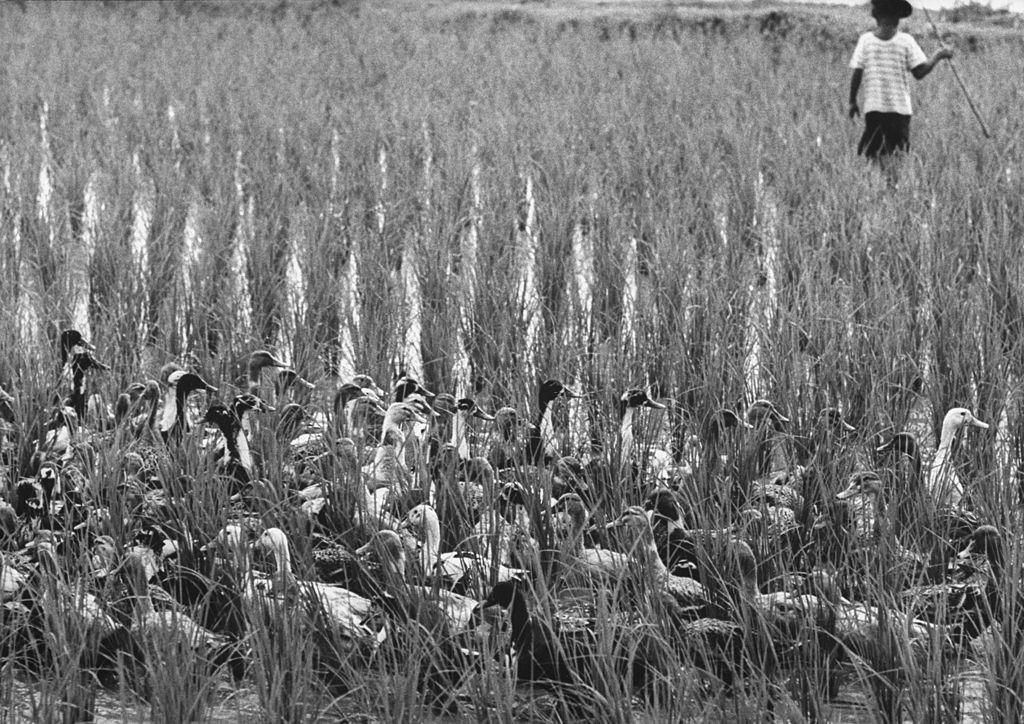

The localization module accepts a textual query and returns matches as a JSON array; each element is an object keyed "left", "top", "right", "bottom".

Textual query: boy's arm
[
  {"left": 848, "top": 68, "right": 863, "bottom": 118},
  {"left": 911, "top": 45, "right": 954, "bottom": 79}
]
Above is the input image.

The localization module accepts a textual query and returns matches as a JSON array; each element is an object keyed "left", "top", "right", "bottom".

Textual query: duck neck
[
  {"left": 451, "top": 412, "right": 471, "bottom": 461},
  {"left": 224, "top": 422, "right": 254, "bottom": 475},
  {"left": 849, "top": 493, "right": 880, "bottom": 539},
  {"left": 69, "top": 367, "right": 87, "bottom": 418},
  {"left": 538, "top": 401, "right": 557, "bottom": 460},
  {"left": 247, "top": 362, "right": 262, "bottom": 396},
  {"left": 175, "top": 385, "right": 193, "bottom": 432},
  {"left": 271, "top": 542, "right": 296, "bottom": 593},
  {"left": 419, "top": 513, "right": 442, "bottom": 568},
  {"left": 159, "top": 385, "right": 178, "bottom": 434},
  {"left": 506, "top": 589, "right": 533, "bottom": 647},
  {"left": 344, "top": 399, "right": 358, "bottom": 438},
  {"left": 620, "top": 407, "right": 636, "bottom": 465}
]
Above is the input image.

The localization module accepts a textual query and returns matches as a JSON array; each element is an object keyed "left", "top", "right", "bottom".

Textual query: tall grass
[{"left": 1, "top": 0, "right": 1023, "bottom": 721}]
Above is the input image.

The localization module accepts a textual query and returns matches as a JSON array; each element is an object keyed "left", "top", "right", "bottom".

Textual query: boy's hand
[{"left": 848, "top": 101, "right": 860, "bottom": 119}]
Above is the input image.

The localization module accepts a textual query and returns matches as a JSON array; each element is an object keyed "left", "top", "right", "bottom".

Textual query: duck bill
[
  {"left": 355, "top": 541, "right": 374, "bottom": 557},
  {"left": 970, "top": 418, "right": 990, "bottom": 430},
  {"left": 954, "top": 540, "right": 976, "bottom": 565},
  {"left": 563, "top": 387, "right": 584, "bottom": 399},
  {"left": 643, "top": 400, "right": 667, "bottom": 410},
  {"left": 841, "top": 421, "right": 856, "bottom": 432},
  {"left": 473, "top": 409, "right": 496, "bottom": 422},
  {"left": 835, "top": 486, "right": 858, "bottom": 501}
]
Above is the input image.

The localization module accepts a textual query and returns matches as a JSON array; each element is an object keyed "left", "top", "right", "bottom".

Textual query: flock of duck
[{"left": 0, "top": 329, "right": 1012, "bottom": 717}]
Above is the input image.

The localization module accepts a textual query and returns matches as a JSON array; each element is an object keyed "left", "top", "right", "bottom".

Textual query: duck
[
  {"left": 605, "top": 506, "right": 708, "bottom": 615},
  {"left": 25, "top": 530, "right": 115, "bottom": 640},
  {"left": 158, "top": 370, "right": 218, "bottom": 443},
  {"left": 901, "top": 524, "right": 1001, "bottom": 649},
  {"left": 470, "top": 481, "right": 537, "bottom": 571},
  {"left": 806, "top": 569, "right": 941, "bottom": 721},
  {"left": 231, "top": 393, "right": 273, "bottom": 437},
  {"left": 674, "top": 407, "right": 751, "bottom": 483},
  {"left": 332, "top": 381, "right": 381, "bottom": 441},
  {"left": 487, "top": 406, "right": 531, "bottom": 471},
  {"left": 114, "top": 381, "right": 147, "bottom": 427},
  {"left": 38, "top": 406, "right": 79, "bottom": 463},
  {"left": 357, "top": 528, "right": 483, "bottom": 632},
  {"left": 1, "top": 550, "right": 28, "bottom": 603},
  {"left": 474, "top": 577, "right": 594, "bottom": 687},
  {"left": 401, "top": 503, "right": 525, "bottom": 593},
  {"left": 875, "top": 431, "right": 925, "bottom": 531},
  {"left": 448, "top": 397, "right": 494, "bottom": 463},
  {"left": 354, "top": 528, "right": 483, "bottom": 715},
  {"left": 59, "top": 329, "right": 94, "bottom": 365},
  {"left": 201, "top": 402, "right": 255, "bottom": 488},
  {"left": 927, "top": 407, "right": 989, "bottom": 510},
  {"left": 362, "top": 401, "right": 428, "bottom": 497},
  {"left": 62, "top": 344, "right": 109, "bottom": 422},
  {"left": 275, "top": 368, "right": 315, "bottom": 407},
  {"left": 125, "top": 380, "right": 162, "bottom": 442},
  {"left": 617, "top": 388, "right": 669, "bottom": 479},
  {"left": 550, "top": 492, "right": 631, "bottom": 580},
  {"left": 583, "top": 388, "right": 666, "bottom": 498},
  {"left": 745, "top": 399, "right": 792, "bottom": 479},
  {"left": 120, "top": 549, "right": 227, "bottom": 652},
  {"left": 245, "top": 350, "right": 288, "bottom": 398},
  {"left": 253, "top": 527, "right": 386, "bottom": 646},
  {"left": 526, "top": 379, "right": 583, "bottom": 465}
]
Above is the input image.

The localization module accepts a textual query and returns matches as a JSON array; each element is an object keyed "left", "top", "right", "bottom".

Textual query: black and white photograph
[{"left": 0, "top": 0, "right": 1021, "bottom": 720}]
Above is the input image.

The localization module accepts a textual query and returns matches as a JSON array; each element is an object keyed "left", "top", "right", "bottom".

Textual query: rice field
[{"left": 1, "top": 0, "right": 1024, "bottom": 721}]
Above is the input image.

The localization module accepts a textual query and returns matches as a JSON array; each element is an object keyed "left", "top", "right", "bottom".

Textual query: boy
[{"left": 848, "top": 0, "right": 953, "bottom": 160}]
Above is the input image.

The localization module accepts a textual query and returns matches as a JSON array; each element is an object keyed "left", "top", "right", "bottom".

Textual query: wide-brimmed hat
[{"left": 872, "top": 0, "right": 914, "bottom": 19}]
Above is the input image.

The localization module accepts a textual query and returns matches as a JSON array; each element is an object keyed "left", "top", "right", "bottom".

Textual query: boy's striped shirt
[{"left": 850, "top": 32, "right": 928, "bottom": 115}]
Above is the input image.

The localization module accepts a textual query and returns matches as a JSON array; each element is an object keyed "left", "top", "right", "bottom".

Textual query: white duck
[
  {"left": 357, "top": 528, "right": 482, "bottom": 631},
  {"left": 401, "top": 503, "right": 525, "bottom": 590},
  {"left": 928, "top": 407, "right": 989, "bottom": 509},
  {"left": 254, "top": 527, "right": 386, "bottom": 645}
]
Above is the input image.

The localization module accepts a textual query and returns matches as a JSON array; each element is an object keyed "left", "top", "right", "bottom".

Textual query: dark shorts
[{"left": 858, "top": 112, "right": 911, "bottom": 159}]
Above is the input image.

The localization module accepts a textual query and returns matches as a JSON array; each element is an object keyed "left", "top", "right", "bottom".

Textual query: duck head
[
  {"left": 355, "top": 529, "right": 407, "bottom": 576},
  {"left": 876, "top": 431, "right": 920, "bottom": 459},
  {"left": 644, "top": 487, "right": 682, "bottom": 524},
  {"left": 59, "top": 329, "right": 94, "bottom": 363},
  {"left": 539, "top": 379, "right": 582, "bottom": 408},
  {"left": 816, "top": 408, "right": 856, "bottom": 434},
  {"left": 393, "top": 374, "right": 435, "bottom": 403},
  {"left": 956, "top": 524, "right": 1003, "bottom": 570},
  {"left": 350, "top": 374, "right": 386, "bottom": 399},
  {"left": 457, "top": 397, "right": 495, "bottom": 422},
  {"left": 707, "top": 408, "right": 754, "bottom": 436},
  {"left": 835, "top": 470, "right": 883, "bottom": 501},
  {"left": 619, "top": 388, "right": 666, "bottom": 414},
  {"left": 202, "top": 402, "right": 237, "bottom": 430},
  {"left": 941, "top": 407, "right": 989, "bottom": 437},
  {"left": 168, "top": 369, "right": 218, "bottom": 396},
  {"left": 233, "top": 393, "right": 274, "bottom": 416},
  {"left": 747, "top": 399, "right": 790, "bottom": 430}
]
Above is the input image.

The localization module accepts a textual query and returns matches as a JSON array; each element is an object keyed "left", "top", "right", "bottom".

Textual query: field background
[{"left": 1, "top": 0, "right": 1024, "bottom": 721}]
